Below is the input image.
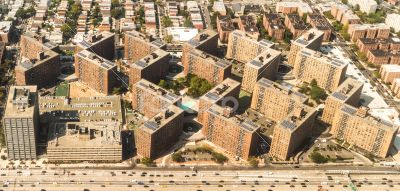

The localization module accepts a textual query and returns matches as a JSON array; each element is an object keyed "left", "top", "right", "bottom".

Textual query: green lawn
[{"left": 55, "top": 83, "right": 69, "bottom": 96}]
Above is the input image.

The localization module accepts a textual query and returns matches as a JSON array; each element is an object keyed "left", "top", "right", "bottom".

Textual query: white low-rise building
[
  {"left": 348, "top": 0, "right": 377, "bottom": 14},
  {"left": 166, "top": 27, "right": 198, "bottom": 43},
  {"left": 386, "top": 13, "right": 400, "bottom": 32}
]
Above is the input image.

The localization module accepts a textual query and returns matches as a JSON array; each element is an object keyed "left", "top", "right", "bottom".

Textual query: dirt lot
[{"left": 69, "top": 81, "right": 105, "bottom": 98}]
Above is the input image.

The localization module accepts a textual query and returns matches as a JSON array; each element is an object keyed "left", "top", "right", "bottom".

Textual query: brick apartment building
[
  {"left": 321, "top": 77, "right": 363, "bottom": 125},
  {"left": 226, "top": 30, "right": 274, "bottom": 63},
  {"left": 287, "top": 29, "right": 324, "bottom": 66},
  {"left": 263, "top": 13, "right": 285, "bottom": 41},
  {"left": 75, "top": 32, "right": 115, "bottom": 61},
  {"left": 16, "top": 34, "right": 60, "bottom": 88},
  {"left": 241, "top": 49, "right": 281, "bottom": 93},
  {"left": 74, "top": 50, "right": 118, "bottom": 94},
  {"left": 306, "top": 14, "right": 332, "bottom": 41},
  {"left": 127, "top": 49, "right": 170, "bottom": 85},
  {"left": 216, "top": 15, "right": 235, "bottom": 43},
  {"left": 238, "top": 15, "right": 260, "bottom": 40},
  {"left": 347, "top": 23, "right": 390, "bottom": 42},
  {"left": 356, "top": 38, "right": 400, "bottom": 53},
  {"left": 331, "top": 105, "right": 398, "bottom": 158},
  {"left": 293, "top": 48, "right": 348, "bottom": 92},
  {"left": 134, "top": 105, "right": 184, "bottom": 159},
  {"left": 124, "top": 30, "right": 166, "bottom": 62},
  {"left": 131, "top": 79, "right": 181, "bottom": 118},
  {"left": 269, "top": 106, "right": 317, "bottom": 161},
  {"left": 284, "top": 14, "right": 309, "bottom": 39},
  {"left": 251, "top": 78, "right": 308, "bottom": 121},
  {"left": 367, "top": 49, "right": 400, "bottom": 65},
  {"left": 198, "top": 78, "right": 241, "bottom": 124},
  {"left": 202, "top": 104, "right": 260, "bottom": 160},
  {"left": 380, "top": 64, "right": 400, "bottom": 84}
]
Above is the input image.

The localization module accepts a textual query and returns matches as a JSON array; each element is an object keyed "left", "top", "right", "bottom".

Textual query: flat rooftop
[
  {"left": 330, "top": 77, "right": 363, "bottom": 102},
  {"left": 200, "top": 78, "right": 240, "bottom": 103},
  {"left": 4, "top": 86, "right": 37, "bottom": 118},
  {"left": 278, "top": 105, "right": 316, "bottom": 133},
  {"left": 340, "top": 104, "right": 398, "bottom": 132},
  {"left": 231, "top": 30, "right": 275, "bottom": 49},
  {"left": 256, "top": 78, "right": 308, "bottom": 104},
  {"left": 47, "top": 122, "right": 121, "bottom": 148},
  {"left": 300, "top": 48, "right": 348, "bottom": 69},
  {"left": 76, "top": 49, "right": 116, "bottom": 70},
  {"left": 207, "top": 104, "right": 260, "bottom": 133},
  {"left": 76, "top": 32, "right": 114, "bottom": 49},
  {"left": 186, "top": 30, "right": 218, "bottom": 48},
  {"left": 240, "top": 15, "right": 259, "bottom": 33},
  {"left": 135, "top": 79, "right": 181, "bottom": 105},
  {"left": 246, "top": 48, "right": 281, "bottom": 69},
  {"left": 293, "top": 28, "right": 324, "bottom": 47},
  {"left": 0, "top": 21, "right": 12, "bottom": 34},
  {"left": 131, "top": 49, "right": 169, "bottom": 69},
  {"left": 189, "top": 48, "right": 232, "bottom": 69},
  {"left": 18, "top": 50, "right": 59, "bottom": 70},
  {"left": 139, "top": 105, "right": 183, "bottom": 134},
  {"left": 39, "top": 95, "right": 123, "bottom": 123}
]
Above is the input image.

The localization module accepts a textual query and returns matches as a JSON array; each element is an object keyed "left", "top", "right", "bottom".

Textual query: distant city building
[
  {"left": 293, "top": 48, "right": 348, "bottom": 92},
  {"left": 74, "top": 50, "right": 118, "bottom": 95},
  {"left": 287, "top": 29, "right": 324, "bottom": 66},
  {"left": 47, "top": 122, "right": 122, "bottom": 162},
  {"left": 347, "top": 23, "right": 390, "bottom": 42},
  {"left": 16, "top": 34, "right": 60, "bottom": 88},
  {"left": 251, "top": 78, "right": 308, "bottom": 121},
  {"left": 241, "top": 49, "right": 281, "bottom": 93},
  {"left": 198, "top": 78, "right": 241, "bottom": 124},
  {"left": 331, "top": 105, "right": 398, "bottom": 158},
  {"left": 321, "top": 77, "right": 363, "bottom": 125},
  {"left": 263, "top": 13, "right": 285, "bottom": 41},
  {"left": 134, "top": 105, "right": 184, "bottom": 159},
  {"left": 131, "top": 79, "right": 181, "bottom": 118},
  {"left": 3, "top": 86, "right": 39, "bottom": 160},
  {"left": 226, "top": 30, "right": 274, "bottom": 63},
  {"left": 269, "top": 105, "right": 317, "bottom": 161}
]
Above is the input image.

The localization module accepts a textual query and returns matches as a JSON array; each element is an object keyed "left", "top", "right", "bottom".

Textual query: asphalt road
[{"left": 1, "top": 168, "right": 400, "bottom": 191}]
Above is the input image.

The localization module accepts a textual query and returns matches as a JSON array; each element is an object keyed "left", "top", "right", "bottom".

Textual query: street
[{"left": 1, "top": 168, "right": 400, "bottom": 190}]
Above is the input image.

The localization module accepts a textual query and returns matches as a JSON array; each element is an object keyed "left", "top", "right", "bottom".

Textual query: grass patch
[{"left": 55, "top": 83, "right": 69, "bottom": 96}]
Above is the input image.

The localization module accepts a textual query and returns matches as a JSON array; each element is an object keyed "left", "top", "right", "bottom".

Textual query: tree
[
  {"left": 211, "top": 152, "right": 228, "bottom": 164},
  {"left": 310, "top": 79, "right": 318, "bottom": 87},
  {"left": 164, "top": 35, "right": 173, "bottom": 43},
  {"left": 341, "top": 0, "right": 348, "bottom": 4},
  {"left": 171, "top": 152, "right": 185, "bottom": 162},
  {"left": 323, "top": 12, "right": 334, "bottom": 20},
  {"left": 310, "top": 85, "right": 327, "bottom": 103},
  {"left": 301, "top": 13, "right": 308, "bottom": 23},
  {"left": 184, "top": 18, "right": 194, "bottom": 28},
  {"left": 310, "top": 152, "right": 329, "bottom": 163},
  {"left": 158, "top": 79, "right": 168, "bottom": 88},
  {"left": 161, "top": 16, "right": 173, "bottom": 27},
  {"left": 248, "top": 157, "right": 259, "bottom": 168},
  {"left": 140, "top": 157, "right": 154, "bottom": 167}
]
